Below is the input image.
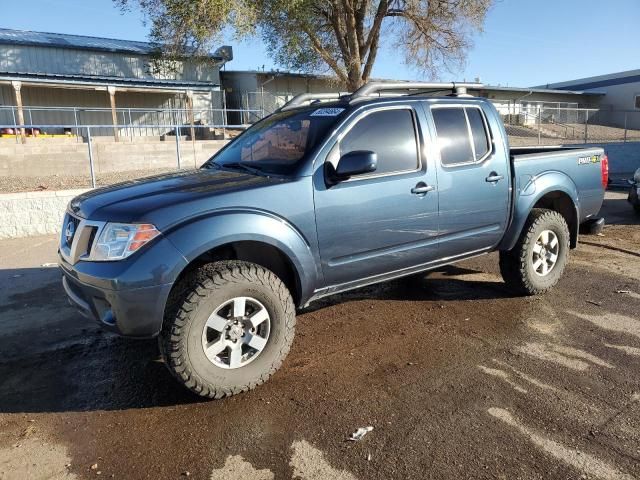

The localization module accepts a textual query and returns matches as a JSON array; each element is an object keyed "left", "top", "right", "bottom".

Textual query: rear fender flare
[{"left": 500, "top": 171, "right": 580, "bottom": 251}]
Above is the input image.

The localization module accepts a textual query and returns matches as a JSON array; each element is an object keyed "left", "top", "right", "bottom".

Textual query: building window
[{"left": 635, "top": 95, "right": 640, "bottom": 109}]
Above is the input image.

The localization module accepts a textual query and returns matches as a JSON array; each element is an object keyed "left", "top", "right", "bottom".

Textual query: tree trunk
[{"left": 346, "top": 71, "right": 366, "bottom": 92}]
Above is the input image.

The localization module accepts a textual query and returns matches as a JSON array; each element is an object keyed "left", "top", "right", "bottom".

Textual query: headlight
[
  {"left": 634, "top": 168, "right": 640, "bottom": 183},
  {"left": 89, "top": 223, "right": 160, "bottom": 261}
]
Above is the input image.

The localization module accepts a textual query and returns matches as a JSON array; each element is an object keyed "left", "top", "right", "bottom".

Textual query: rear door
[
  {"left": 313, "top": 104, "right": 439, "bottom": 287},
  {"left": 428, "top": 104, "right": 510, "bottom": 257}
]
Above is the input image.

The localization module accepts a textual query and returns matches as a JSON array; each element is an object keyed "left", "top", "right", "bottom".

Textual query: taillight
[{"left": 600, "top": 154, "right": 609, "bottom": 190}]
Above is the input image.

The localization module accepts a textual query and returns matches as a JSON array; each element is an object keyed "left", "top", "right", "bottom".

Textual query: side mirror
[{"left": 333, "top": 150, "right": 377, "bottom": 181}]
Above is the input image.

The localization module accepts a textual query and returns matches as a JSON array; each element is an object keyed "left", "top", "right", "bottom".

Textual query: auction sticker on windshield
[{"left": 311, "top": 108, "right": 345, "bottom": 116}]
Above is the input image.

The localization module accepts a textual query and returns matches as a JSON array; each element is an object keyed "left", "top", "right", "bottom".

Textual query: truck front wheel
[
  {"left": 159, "top": 261, "right": 296, "bottom": 398},
  {"left": 499, "top": 208, "right": 570, "bottom": 295}
]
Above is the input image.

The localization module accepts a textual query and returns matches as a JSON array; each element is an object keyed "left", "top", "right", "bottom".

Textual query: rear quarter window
[
  {"left": 431, "top": 106, "right": 491, "bottom": 166},
  {"left": 466, "top": 108, "right": 491, "bottom": 161},
  {"left": 432, "top": 107, "right": 474, "bottom": 166}
]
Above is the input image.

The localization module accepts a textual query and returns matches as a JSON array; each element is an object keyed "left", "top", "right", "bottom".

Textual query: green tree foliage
[{"left": 116, "top": 0, "right": 493, "bottom": 90}]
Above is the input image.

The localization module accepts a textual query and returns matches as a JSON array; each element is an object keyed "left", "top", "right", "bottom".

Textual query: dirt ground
[{"left": 0, "top": 191, "right": 639, "bottom": 480}]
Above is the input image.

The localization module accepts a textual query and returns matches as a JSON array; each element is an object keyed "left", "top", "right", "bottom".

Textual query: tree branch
[
  {"left": 300, "top": 25, "right": 349, "bottom": 83},
  {"left": 361, "top": 23, "right": 380, "bottom": 82},
  {"left": 340, "top": 0, "right": 362, "bottom": 76},
  {"left": 362, "top": 0, "right": 388, "bottom": 57}
]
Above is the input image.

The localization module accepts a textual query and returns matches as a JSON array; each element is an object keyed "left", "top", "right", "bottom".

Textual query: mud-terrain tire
[
  {"left": 159, "top": 261, "right": 296, "bottom": 399},
  {"left": 499, "top": 208, "right": 570, "bottom": 296}
]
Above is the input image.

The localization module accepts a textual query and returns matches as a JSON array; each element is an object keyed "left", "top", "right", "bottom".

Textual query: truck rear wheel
[
  {"left": 159, "top": 261, "right": 296, "bottom": 398},
  {"left": 499, "top": 208, "right": 570, "bottom": 295}
]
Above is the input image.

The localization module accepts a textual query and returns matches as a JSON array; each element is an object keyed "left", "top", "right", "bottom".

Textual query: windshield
[{"left": 203, "top": 107, "right": 345, "bottom": 174}]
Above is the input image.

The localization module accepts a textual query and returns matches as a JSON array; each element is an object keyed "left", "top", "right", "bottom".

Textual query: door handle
[
  {"left": 485, "top": 172, "right": 504, "bottom": 183},
  {"left": 411, "top": 183, "right": 435, "bottom": 195}
]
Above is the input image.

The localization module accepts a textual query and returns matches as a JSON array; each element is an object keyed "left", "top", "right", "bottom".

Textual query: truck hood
[{"left": 70, "top": 168, "right": 289, "bottom": 224}]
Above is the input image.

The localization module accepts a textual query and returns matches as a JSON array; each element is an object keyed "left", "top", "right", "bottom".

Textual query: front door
[{"left": 314, "top": 104, "right": 439, "bottom": 287}]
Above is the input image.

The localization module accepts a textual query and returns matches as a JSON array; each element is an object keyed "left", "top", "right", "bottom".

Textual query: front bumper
[
  {"left": 58, "top": 234, "right": 188, "bottom": 338},
  {"left": 60, "top": 267, "right": 172, "bottom": 338}
]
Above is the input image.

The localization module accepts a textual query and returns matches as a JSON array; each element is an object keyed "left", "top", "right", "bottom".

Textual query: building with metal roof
[
  {"left": 538, "top": 69, "right": 640, "bottom": 129},
  {"left": 0, "top": 28, "right": 232, "bottom": 138},
  {"left": 220, "top": 69, "right": 605, "bottom": 125}
]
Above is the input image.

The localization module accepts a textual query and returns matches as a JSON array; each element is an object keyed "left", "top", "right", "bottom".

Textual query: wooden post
[
  {"left": 11, "top": 81, "right": 26, "bottom": 144},
  {"left": 108, "top": 86, "right": 119, "bottom": 142}
]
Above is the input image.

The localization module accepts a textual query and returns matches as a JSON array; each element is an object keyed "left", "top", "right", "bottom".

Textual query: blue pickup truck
[{"left": 59, "top": 82, "right": 608, "bottom": 398}]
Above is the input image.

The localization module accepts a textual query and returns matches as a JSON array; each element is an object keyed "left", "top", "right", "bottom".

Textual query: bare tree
[{"left": 116, "top": 0, "right": 493, "bottom": 90}]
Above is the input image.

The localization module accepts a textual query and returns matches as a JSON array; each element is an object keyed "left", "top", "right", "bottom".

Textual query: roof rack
[
  {"left": 279, "top": 92, "right": 348, "bottom": 111},
  {"left": 277, "top": 81, "right": 484, "bottom": 112},
  {"left": 350, "top": 81, "right": 483, "bottom": 100}
]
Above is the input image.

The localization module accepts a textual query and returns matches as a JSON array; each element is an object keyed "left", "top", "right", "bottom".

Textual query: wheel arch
[
  {"left": 163, "top": 211, "right": 320, "bottom": 308},
  {"left": 171, "top": 240, "right": 304, "bottom": 307},
  {"left": 501, "top": 172, "right": 580, "bottom": 251}
]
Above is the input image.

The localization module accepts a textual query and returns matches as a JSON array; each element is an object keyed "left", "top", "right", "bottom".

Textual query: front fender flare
[
  {"left": 500, "top": 171, "right": 580, "bottom": 251},
  {"left": 163, "top": 209, "right": 320, "bottom": 305}
]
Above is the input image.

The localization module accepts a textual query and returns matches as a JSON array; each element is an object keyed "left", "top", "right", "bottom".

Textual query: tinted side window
[
  {"left": 466, "top": 108, "right": 491, "bottom": 161},
  {"left": 431, "top": 108, "right": 473, "bottom": 166},
  {"left": 340, "top": 109, "right": 419, "bottom": 175}
]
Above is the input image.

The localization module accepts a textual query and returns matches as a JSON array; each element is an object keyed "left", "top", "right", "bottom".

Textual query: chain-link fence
[
  {"left": 223, "top": 90, "right": 295, "bottom": 125},
  {"left": 0, "top": 102, "right": 259, "bottom": 141},
  {"left": 497, "top": 104, "right": 640, "bottom": 146},
  {"left": 0, "top": 123, "right": 232, "bottom": 193}
]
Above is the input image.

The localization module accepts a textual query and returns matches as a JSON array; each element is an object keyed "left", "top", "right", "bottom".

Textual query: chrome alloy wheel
[
  {"left": 531, "top": 230, "right": 559, "bottom": 277},
  {"left": 201, "top": 296, "right": 271, "bottom": 369}
]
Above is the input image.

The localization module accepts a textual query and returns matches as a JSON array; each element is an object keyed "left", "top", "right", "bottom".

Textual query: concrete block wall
[
  {"left": 0, "top": 188, "right": 89, "bottom": 239},
  {"left": 0, "top": 139, "right": 228, "bottom": 177},
  {"left": 0, "top": 143, "right": 91, "bottom": 177},
  {"left": 584, "top": 142, "right": 640, "bottom": 176}
]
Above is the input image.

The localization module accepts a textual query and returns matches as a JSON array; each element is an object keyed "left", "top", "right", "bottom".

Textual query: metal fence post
[
  {"left": 583, "top": 111, "right": 588, "bottom": 144},
  {"left": 10, "top": 106, "right": 18, "bottom": 144},
  {"left": 86, "top": 127, "right": 96, "bottom": 188},
  {"left": 222, "top": 90, "right": 228, "bottom": 139},
  {"left": 128, "top": 108, "right": 133, "bottom": 141},
  {"left": 73, "top": 107, "right": 79, "bottom": 143},
  {"left": 537, "top": 107, "right": 541, "bottom": 145},
  {"left": 624, "top": 112, "right": 628, "bottom": 143},
  {"left": 175, "top": 124, "right": 182, "bottom": 170}
]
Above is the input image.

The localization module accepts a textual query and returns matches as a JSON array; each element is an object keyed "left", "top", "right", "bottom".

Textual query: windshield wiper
[{"left": 215, "top": 162, "right": 267, "bottom": 176}]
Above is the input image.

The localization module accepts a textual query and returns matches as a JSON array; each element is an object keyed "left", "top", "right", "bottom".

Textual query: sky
[{"left": 2, "top": 0, "right": 638, "bottom": 87}]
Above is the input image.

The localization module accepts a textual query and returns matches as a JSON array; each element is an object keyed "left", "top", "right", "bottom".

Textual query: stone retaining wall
[{"left": 0, "top": 188, "right": 89, "bottom": 239}]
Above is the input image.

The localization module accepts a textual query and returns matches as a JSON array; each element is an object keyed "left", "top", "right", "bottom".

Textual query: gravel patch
[{"left": 0, "top": 168, "right": 180, "bottom": 193}]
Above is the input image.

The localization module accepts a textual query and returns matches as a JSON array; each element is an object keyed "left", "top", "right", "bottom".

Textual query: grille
[
  {"left": 63, "top": 214, "right": 81, "bottom": 248},
  {"left": 60, "top": 215, "right": 104, "bottom": 264}
]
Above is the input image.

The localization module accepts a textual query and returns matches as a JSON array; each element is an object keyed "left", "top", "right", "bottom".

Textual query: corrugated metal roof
[
  {"left": 0, "top": 28, "right": 157, "bottom": 55},
  {"left": 0, "top": 71, "right": 219, "bottom": 91}
]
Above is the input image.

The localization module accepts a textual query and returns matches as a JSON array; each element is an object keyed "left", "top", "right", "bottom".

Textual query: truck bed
[{"left": 509, "top": 145, "right": 606, "bottom": 225}]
